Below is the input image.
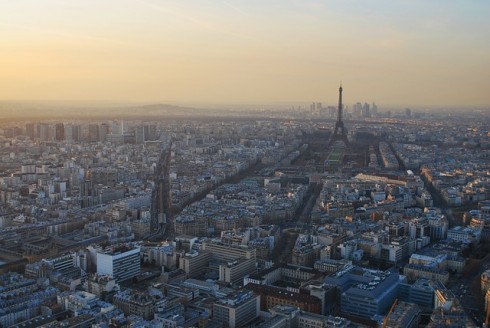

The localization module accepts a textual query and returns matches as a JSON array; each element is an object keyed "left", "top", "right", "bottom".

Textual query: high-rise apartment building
[
  {"left": 25, "top": 123, "right": 36, "bottom": 139},
  {"left": 88, "top": 124, "right": 100, "bottom": 142},
  {"left": 39, "top": 123, "right": 52, "bottom": 141},
  {"left": 55, "top": 123, "right": 65, "bottom": 141},
  {"left": 72, "top": 124, "right": 82, "bottom": 142},
  {"left": 100, "top": 123, "right": 109, "bottom": 142}
]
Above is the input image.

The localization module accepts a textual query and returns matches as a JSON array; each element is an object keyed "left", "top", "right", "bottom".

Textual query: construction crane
[{"left": 382, "top": 298, "right": 398, "bottom": 328}]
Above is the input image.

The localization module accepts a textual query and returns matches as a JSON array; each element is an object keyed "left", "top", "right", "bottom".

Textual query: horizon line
[{"left": 1, "top": 99, "right": 489, "bottom": 110}]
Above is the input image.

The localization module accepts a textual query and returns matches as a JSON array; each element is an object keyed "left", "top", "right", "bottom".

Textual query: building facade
[
  {"left": 213, "top": 291, "right": 260, "bottom": 328},
  {"left": 96, "top": 245, "right": 140, "bottom": 283}
]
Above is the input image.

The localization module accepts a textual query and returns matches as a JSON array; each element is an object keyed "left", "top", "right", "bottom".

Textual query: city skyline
[{"left": 1, "top": 0, "right": 489, "bottom": 108}]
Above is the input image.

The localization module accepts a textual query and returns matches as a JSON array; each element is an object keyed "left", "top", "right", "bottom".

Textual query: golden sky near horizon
[{"left": 1, "top": 0, "right": 489, "bottom": 107}]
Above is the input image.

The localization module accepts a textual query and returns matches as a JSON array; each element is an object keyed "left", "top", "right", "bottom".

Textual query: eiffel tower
[{"left": 328, "top": 84, "right": 349, "bottom": 147}]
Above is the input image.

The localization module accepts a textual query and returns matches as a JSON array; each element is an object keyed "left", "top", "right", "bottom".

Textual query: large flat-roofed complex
[
  {"left": 325, "top": 265, "right": 400, "bottom": 319},
  {"left": 96, "top": 245, "right": 140, "bottom": 283}
]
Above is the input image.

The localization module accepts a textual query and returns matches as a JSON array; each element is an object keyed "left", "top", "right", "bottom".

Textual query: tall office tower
[
  {"left": 72, "top": 125, "right": 82, "bottom": 142},
  {"left": 88, "top": 124, "right": 100, "bottom": 142},
  {"left": 109, "top": 121, "right": 121, "bottom": 135},
  {"left": 35, "top": 124, "right": 41, "bottom": 138},
  {"left": 213, "top": 291, "right": 260, "bottom": 328},
  {"left": 96, "top": 245, "right": 141, "bottom": 283},
  {"left": 99, "top": 123, "right": 109, "bottom": 142},
  {"left": 144, "top": 124, "right": 157, "bottom": 141},
  {"left": 25, "top": 123, "right": 35, "bottom": 139},
  {"left": 310, "top": 102, "right": 315, "bottom": 113},
  {"left": 55, "top": 123, "right": 65, "bottom": 141},
  {"left": 362, "top": 102, "right": 370, "bottom": 117},
  {"left": 327, "top": 84, "right": 349, "bottom": 147},
  {"left": 149, "top": 124, "right": 157, "bottom": 140},
  {"left": 371, "top": 102, "right": 378, "bottom": 115},
  {"left": 354, "top": 102, "right": 363, "bottom": 116},
  {"left": 135, "top": 126, "right": 145, "bottom": 144},
  {"left": 64, "top": 125, "right": 73, "bottom": 141},
  {"left": 39, "top": 123, "right": 52, "bottom": 141}
]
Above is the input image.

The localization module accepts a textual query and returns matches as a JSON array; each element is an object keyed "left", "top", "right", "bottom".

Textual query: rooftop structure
[{"left": 325, "top": 266, "right": 400, "bottom": 319}]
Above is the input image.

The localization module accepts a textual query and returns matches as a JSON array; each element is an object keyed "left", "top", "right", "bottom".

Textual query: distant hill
[
  {"left": 126, "top": 103, "right": 197, "bottom": 116},
  {"left": 0, "top": 102, "right": 203, "bottom": 120}
]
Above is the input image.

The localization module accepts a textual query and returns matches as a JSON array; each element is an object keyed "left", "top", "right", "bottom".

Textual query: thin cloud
[
  {"left": 221, "top": 0, "right": 247, "bottom": 15},
  {"left": 136, "top": 0, "right": 258, "bottom": 41},
  {"left": 0, "top": 22, "right": 136, "bottom": 47}
]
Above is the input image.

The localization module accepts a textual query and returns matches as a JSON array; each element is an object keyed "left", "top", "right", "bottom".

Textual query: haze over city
[
  {"left": 1, "top": 0, "right": 490, "bottom": 109},
  {"left": 1, "top": 2, "right": 490, "bottom": 328}
]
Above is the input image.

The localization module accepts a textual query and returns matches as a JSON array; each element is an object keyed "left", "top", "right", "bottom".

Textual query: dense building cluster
[{"left": 0, "top": 108, "right": 489, "bottom": 327}]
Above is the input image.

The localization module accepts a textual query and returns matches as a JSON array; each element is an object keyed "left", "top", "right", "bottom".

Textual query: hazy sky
[{"left": 1, "top": 0, "right": 489, "bottom": 107}]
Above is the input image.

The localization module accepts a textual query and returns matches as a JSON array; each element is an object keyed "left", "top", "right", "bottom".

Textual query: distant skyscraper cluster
[
  {"left": 310, "top": 100, "right": 377, "bottom": 118},
  {"left": 19, "top": 121, "right": 158, "bottom": 144},
  {"left": 352, "top": 101, "right": 377, "bottom": 118}
]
